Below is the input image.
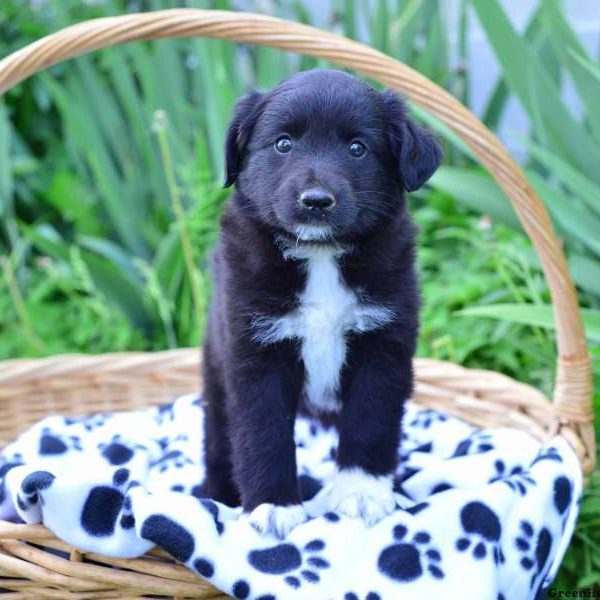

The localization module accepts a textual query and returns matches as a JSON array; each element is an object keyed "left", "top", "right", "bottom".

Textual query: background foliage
[{"left": 0, "top": 0, "right": 598, "bottom": 588}]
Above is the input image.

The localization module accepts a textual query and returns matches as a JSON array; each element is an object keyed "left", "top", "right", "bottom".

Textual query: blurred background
[{"left": 0, "top": 0, "right": 598, "bottom": 588}]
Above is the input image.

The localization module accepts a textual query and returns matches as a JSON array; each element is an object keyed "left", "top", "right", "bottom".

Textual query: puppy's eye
[
  {"left": 274, "top": 135, "right": 293, "bottom": 154},
  {"left": 348, "top": 141, "right": 366, "bottom": 157}
]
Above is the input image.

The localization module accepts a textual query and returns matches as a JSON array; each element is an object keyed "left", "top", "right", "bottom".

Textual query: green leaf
[
  {"left": 528, "top": 172, "right": 600, "bottom": 258},
  {"left": 79, "top": 249, "right": 155, "bottom": 333},
  {"left": 78, "top": 236, "right": 144, "bottom": 286},
  {"left": 541, "top": 0, "right": 600, "bottom": 140},
  {"left": 482, "top": 0, "right": 561, "bottom": 114},
  {"left": 471, "top": 0, "right": 600, "bottom": 182},
  {"left": 39, "top": 72, "right": 148, "bottom": 256},
  {"left": 566, "top": 51, "right": 600, "bottom": 141},
  {"left": 569, "top": 254, "right": 600, "bottom": 298},
  {"left": 0, "top": 101, "right": 16, "bottom": 245},
  {"left": 457, "top": 303, "right": 600, "bottom": 343},
  {"left": 429, "top": 167, "right": 522, "bottom": 230},
  {"left": 0, "top": 103, "right": 12, "bottom": 218},
  {"left": 525, "top": 140, "right": 600, "bottom": 218}
]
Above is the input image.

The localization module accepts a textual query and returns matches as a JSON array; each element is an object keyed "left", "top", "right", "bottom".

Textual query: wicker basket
[{"left": 0, "top": 8, "right": 595, "bottom": 599}]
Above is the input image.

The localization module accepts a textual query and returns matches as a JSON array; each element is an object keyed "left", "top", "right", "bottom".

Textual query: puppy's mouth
[{"left": 292, "top": 223, "right": 334, "bottom": 242}]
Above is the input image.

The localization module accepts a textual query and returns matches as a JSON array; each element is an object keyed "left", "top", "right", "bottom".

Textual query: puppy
[{"left": 201, "top": 69, "right": 441, "bottom": 538}]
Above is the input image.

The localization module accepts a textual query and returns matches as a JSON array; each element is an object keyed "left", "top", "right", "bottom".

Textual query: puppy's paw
[
  {"left": 247, "top": 503, "right": 307, "bottom": 538},
  {"left": 318, "top": 468, "right": 397, "bottom": 526}
]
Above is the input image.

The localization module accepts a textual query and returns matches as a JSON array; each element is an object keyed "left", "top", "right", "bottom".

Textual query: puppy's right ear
[{"left": 224, "top": 90, "right": 264, "bottom": 188}]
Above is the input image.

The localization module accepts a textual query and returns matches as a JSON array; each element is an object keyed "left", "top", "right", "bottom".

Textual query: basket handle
[{"left": 0, "top": 8, "right": 594, "bottom": 473}]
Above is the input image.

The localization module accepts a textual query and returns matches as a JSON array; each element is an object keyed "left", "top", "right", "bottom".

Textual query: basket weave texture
[{"left": 0, "top": 8, "right": 595, "bottom": 599}]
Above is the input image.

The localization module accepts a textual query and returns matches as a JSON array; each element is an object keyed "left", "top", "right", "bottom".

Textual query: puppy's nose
[{"left": 299, "top": 188, "right": 336, "bottom": 211}]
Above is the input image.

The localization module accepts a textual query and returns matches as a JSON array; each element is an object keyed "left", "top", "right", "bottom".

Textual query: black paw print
[
  {"left": 248, "top": 539, "right": 330, "bottom": 588},
  {"left": 156, "top": 433, "right": 189, "bottom": 451},
  {"left": 80, "top": 468, "right": 137, "bottom": 536},
  {"left": 150, "top": 449, "right": 194, "bottom": 473},
  {"left": 155, "top": 401, "right": 176, "bottom": 424},
  {"left": 403, "top": 502, "right": 430, "bottom": 516},
  {"left": 39, "top": 428, "right": 82, "bottom": 455},
  {"left": 141, "top": 513, "right": 195, "bottom": 563},
  {"left": 378, "top": 524, "right": 444, "bottom": 582},
  {"left": 452, "top": 432, "right": 494, "bottom": 457},
  {"left": 456, "top": 501, "right": 505, "bottom": 564},
  {"left": 515, "top": 520, "right": 553, "bottom": 588},
  {"left": 531, "top": 446, "right": 562, "bottom": 467},
  {"left": 398, "top": 441, "right": 432, "bottom": 466},
  {"left": 0, "top": 460, "right": 24, "bottom": 504},
  {"left": 409, "top": 410, "right": 447, "bottom": 429},
  {"left": 553, "top": 476, "right": 572, "bottom": 517},
  {"left": 489, "top": 460, "right": 536, "bottom": 496},
  {"left": 199, "top": 498, "right": 225, "bottom": 535},
  {"left": 79, "top": 413, "right": 110, "bottom": 432},
  {"left": 17, "top": 470, "right": 55, "bottom": 511},
  {"left": 98, "top": 435, "right": 146, "bottom": 466}
]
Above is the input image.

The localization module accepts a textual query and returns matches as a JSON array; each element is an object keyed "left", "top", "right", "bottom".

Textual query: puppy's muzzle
[{"left": 299, "top": 187, "right": 336, "bottom": 212}]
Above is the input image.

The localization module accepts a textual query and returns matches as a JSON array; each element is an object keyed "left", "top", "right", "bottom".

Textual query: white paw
[
  {"left": 246, "top": 503, "right": 307, "bottom": 538},
  {"left": 310, "top": 468, "right": 397, "bottom": 526}
]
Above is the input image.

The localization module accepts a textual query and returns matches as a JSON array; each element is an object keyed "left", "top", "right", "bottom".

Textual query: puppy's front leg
[
  {"left": 230, "top": 343, "right": 306, "bottom": 538},
  {"left": 324, "top": 328, "right": 413, "bottom": 525}
]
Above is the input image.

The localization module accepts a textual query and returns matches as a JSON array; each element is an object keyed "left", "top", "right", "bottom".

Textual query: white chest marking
[{"left": 252, "top": 244, "right": 394, "bottom": 413}]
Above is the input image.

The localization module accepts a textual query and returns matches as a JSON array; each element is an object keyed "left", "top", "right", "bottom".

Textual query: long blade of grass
[
  {"left": 0, "top": 102, "right": 16, "bottom": 247},
  {"left": 471, "top": 0, "right": 600, "bottom": 182},
  {"left": 457, "top": 303, "right": 600, "bottom": 343},
  {"left": 569, "top": 254, "right": 600, "bottom": 299},
  {"left": 40, "top": 72, "right": 148, "bottom": 256},
  {"left": 528, "top": 172, "right": 600, "bottom": 258},
  {"left": 525, "top": 140, "right": 600, "bottom": 218},
  {"left": 429, "top": 166, "right": 522, "bottom": 230},
  {"left": 541, "top": 0, "right": 600, "bottom": 138}
]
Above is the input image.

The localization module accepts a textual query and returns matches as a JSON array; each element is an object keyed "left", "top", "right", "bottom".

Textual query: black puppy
[{"left": 201, "top": 69, "right": 441, "bottom": 537}]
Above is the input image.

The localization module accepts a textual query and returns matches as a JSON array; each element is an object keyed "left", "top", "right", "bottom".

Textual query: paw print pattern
[
  {"left": 489, "top": 460, "right": 536, "bottom": 496},
  {"left": 456, "top": 501, "right": 505, "bottom": 564},
  {"left": 17, "top": 470, "right": 55, "bottom": 512},
  {"left": 80, "top": 468, "right": 137, "bottom": 536},
  {"left": 155, "top": 401, "right": 176, "bottom": 424},
  {"left": 403, "top": 502, "right": 430, "bottom": 516},
  {"left": 79, "top": 413, "right": 110, "bottom": 432},
  {"left": 39, "top": 428, "right": 82, "bottom": 455},
  {"left": 452, "top": 432, "right": 494, "bottom": 457},
  {"left": 248, "top": 539, "right": 330, "bottom": 589},
  {"left": 378, "top": 524, "right": 444, "bottom": 582},
  {"left": 98, "top": 435, "right": 146, "bottom": 466},
  {"left": 553, "top": 477, "right": 572, "bottom": 516},
  {"left": 141, "top": 513, "right": 195, "bottom": 563},
  {"left": 155, "top": 433, "right": 189, "bottom": 451},
  {"left": 399, "top": 442, "right": 432, "bottom": 464},
  {"left": 150, "top": 450, "right": 194, "bottom": 473},
  {"left": 531, "top": 446, "right": 562, "bottom": 466},
  {"left": 199, "top": 499, "right": 225, "bottom": 535},
  {"left": 0, "top": 460, "right": 24, "bottom": 504},
  {"left": 514, "top": 520, "right": 553, "bottom": 588},
  {"left": 409, "top": 410, "right": 447, "bottom": 430}
]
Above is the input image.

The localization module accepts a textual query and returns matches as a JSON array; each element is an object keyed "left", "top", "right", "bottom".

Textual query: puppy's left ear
[
  {"left": 382, "top": 90, "right": 442, "bottom": 192},
  {"left": 224, "top": 89, "right": 264, "bottom": 188}
]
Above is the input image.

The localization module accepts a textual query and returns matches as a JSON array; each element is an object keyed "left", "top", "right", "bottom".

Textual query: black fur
[{"left": 201, "top": 70, "right": 441, "bottom": 512}]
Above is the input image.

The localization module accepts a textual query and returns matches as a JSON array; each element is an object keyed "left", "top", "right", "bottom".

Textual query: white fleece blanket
[{"left": 0, "top": 394, "right": 581, "bottom": 600}]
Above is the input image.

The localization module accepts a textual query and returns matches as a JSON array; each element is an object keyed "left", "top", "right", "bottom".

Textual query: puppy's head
[{"left": 224, "top": 69, "right": 441, "bottom": 242}]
